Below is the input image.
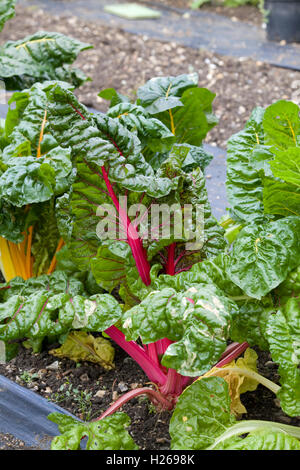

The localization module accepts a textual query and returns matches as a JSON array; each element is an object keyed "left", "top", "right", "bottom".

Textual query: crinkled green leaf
[
  {"left": 226, "top": 107, "right": 270, "bottom": 224},
  {"left": 229, "top": 296, "right": 273, "bottom": 351},
  {"left": 276, "top": 263, "right": 300, "bottom": 306},
  {"left": 106, "top": 102, "right": 175, "bottom": 153},
  {"left": 227, "top": 216, "right": 300, "bottom": 299},
  {"left": 168, "top": 143, "right": 213, "bottom": 173},
  {"left": 0, "top": 271, "right": 122, "bottom": 344},
  {"left": 0, "top": 32, "right": 92, "bottom": 89},
  {"left": 265, "top": 298, "right": 300, "bottom": 417},
  {"left": 0, "top": 199, "right": 30, "bottom": 243},
  {"left": 48, "top": 412, "right": 139, "bottom": 450},
  {"left": 90, "top": 241, "right": 133, "bottom": 293},
  {"left": 122, "top": 284, "right": 238, "bottom": 376},
  {"left": 170, "top": 377, "right": 236, "bottom": 449},
  {"left": 2, "top": 82, "right": 71, "bottom": 162},
  {"left": 93, "top": 112, "right": 178, "bottom": 196},
  {"left": 0, "top": 156, "right": 56, "bottom": 206},
  {"left": 217, "top": 429, "right": 300, "bottom": 450},
  {"left": 170, "top": 376, "right": 300, "bottom": 450},
  {"left": 153, "top": 253, "right": 243, "bottom": 297}
]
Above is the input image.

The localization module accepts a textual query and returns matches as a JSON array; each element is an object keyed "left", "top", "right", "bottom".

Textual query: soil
[
  {"left": 0, "top": 0, "right": 300, "bottom": 451},
  {"left": 1, "top": 343, "right": 300, "bottom": 451}
]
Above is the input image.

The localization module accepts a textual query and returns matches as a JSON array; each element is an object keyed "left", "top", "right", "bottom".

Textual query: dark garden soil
[
  {"left": 0, "top": 342, "right": 300, "bottom": 450},
  {"left": 0, "top": 2, "right": 300, "bottom": 451}
]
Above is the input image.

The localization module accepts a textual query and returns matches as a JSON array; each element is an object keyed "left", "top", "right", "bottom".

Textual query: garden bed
[
  {"left": 1, "top": 343, "right": 300, "bottom": 450},
  {"left": 1, "top": 1, "right": 300, "bottom": 452}
]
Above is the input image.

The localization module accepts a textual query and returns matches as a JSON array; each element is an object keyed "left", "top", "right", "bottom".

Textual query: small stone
[
  {"left": 273, "top": 398, "right": 281, "bottom": 409},
  {"left": 46, "top": 361, "right": 59, "bottom": 371},
  {"left": 118, "top": 381, "right": 129, "bottom": 393},
  {"left": 94, "top": 390, "right": 106, "bottom": 398},
  {"left": 79, "top": 373, "right": 89, "bottom": 382},
  {"left": 264, "top": 360, "right": 277, "bottom": 369},
  {"left": 45, "top": 387, "right": 52, "bottom": 394},
  {"left": 112, "top": 391, "right": 119, "bottom": 401}
]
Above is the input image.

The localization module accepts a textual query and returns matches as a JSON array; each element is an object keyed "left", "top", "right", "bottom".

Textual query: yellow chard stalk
[{"left": 198, "top": 348, "right": 280, "bottom": 417}]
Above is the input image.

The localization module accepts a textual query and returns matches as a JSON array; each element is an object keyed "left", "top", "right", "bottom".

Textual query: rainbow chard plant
[
  {"left": 0, "top": 74, "right": 299, "bottom": 450},
  {"left": 0, "top": 74, "right": 247, "bottom": 399},
  {"left": 41, "top": 75, "right": 251, "bottom": 401}
]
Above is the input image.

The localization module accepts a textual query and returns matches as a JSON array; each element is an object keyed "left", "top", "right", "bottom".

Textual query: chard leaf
[
  {"left": 227, "top": 216, "right": 300, "bottom": 299},
  {"left": 0, "top": 271, "right": 122, "bottom": 344},
  {"left": 0, "top": 32, "right": 92, "bottom": 89},
  {"left": 90, "top": 241, "right": 133, "bottom": 293},
  {"left": 263, "top": 147, "right": 300, "bottom": 218},
  {"left": 93, "top": 113, "right": 178, "bottom": 196},
  {"left": 48, "top": 412, "right": 139, "bottom": 450},
  {"left": 263, "top": 177, "right": 300, "bottom": 217},
  {"left": 265, "top": 298, "right": 300, "bottom": 417},
  {"left": 49, "top": 331, "right": 115, "bottom": 370},
  {"left": 157, "top": 87, "right": 218, "bottom": 146},
  {"left": 0, "top": 0, "right": 15, "bottom": 32},
  {"left": 229, "top": 296, "right": 272, "bottom": 350},
  {"left": 216, "top": 429, "right": 300, "bottom": 450},
  {"left": 263, "top": 100, "right": 300, "bottom": 151},
  {"left": 2, "top": 82, "right": 68, "bottom": 162},
  {"left": 269, "top": 147, "right": 300, "bottom": 186},
  {"left": 170, "top": 376, "right": 300, "bottom": 450},
  {"left": 0, "top": 199, "right": 30, "bottom": 243},
  {"left": 45, "top": 85, "right": 178, "bottom": 281},
  {"left": 153, "top": 253, "right": 243, "bottom": 297},
  {"left": 200, "top": 348, "right": 260, "bottom": 416},
  {"left": 0, "top": 157, "right": 56, "bottom": 206},
  {"left": 168, "top": 143, "right": 213, "bottom": 173},
  {"left": 122, "top": 284, "right": 238, "bottom": 376},
  {"left": 106, "top": 102, "right": 175, "bottom": 153},
  {"left": 30, "top": 200, "right": 60, "bottom": 277},
  {"left": 276, "top": 263, "right": 300, "bottom": 306},
  {"left": 170, "top": 377, "right": 236, "bottom": 449},
  {"left": 226, "top": 106, "right": 270, "bottom": 224},
  {"left": 137, "top": 73, "right": 198, "bottom": 114}
]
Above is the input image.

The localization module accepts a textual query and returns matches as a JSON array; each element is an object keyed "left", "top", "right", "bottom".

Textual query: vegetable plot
[{"left": 0, "top": 67, "right": 299, "bottom": 449}]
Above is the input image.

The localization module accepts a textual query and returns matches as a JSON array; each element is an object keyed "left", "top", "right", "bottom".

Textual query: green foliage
[
  {"left": 0, "top": 0, "right": 15, "bottom": 32},
  {"left": 170, "top": 377, "right": 300, "bottom": 450},
  {"left": 48, "top": 412, "right": 139, "bottom": 450},
  {"left": 0, "top": 4, "right": 92, "bottom": 90}
]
